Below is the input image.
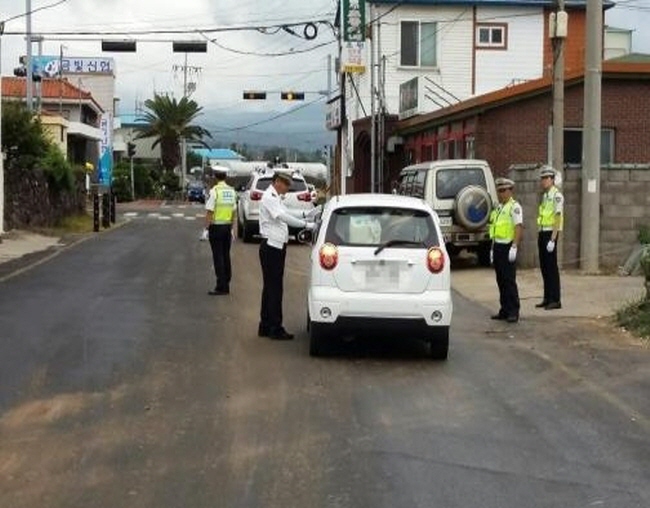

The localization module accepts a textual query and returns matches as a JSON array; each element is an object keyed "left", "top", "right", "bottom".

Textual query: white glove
[
  {"left": 302, "top": 206, "right": 322, "bottom": 220},
  {"left": 200, "top": 228, "right": 209, "bottom": 242},
  {"left": 490, "top": 248, "right": 494, "bottom": 265},
  {"left": 546, "top": 240, "right": 556, "bottom": 253},
  {"left": 508, "top": 246, "right": 518, "bottom": 263},
  {"left": 304, "top": 222, "right": 316, "bottom": 231}
]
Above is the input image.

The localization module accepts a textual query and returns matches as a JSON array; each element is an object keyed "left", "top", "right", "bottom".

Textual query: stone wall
[
  {"left": 510, "top": 164, "right": 650, "bottom": 269},
  {"left": 3, "top": 166, "right": 86, "bottom": 230}
]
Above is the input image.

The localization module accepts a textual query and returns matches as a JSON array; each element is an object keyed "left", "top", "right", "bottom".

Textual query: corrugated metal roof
[
  {"left": 192, "top": 148, "right": 244, "bottom": 160},
  {"left": 370, "top": 0, "right": 611, "bottom": 8}
]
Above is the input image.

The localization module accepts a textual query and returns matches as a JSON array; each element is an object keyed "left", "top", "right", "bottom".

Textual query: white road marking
[
  {"left": 147, "top": 213, "right": 161, "bottom": 218},
  {"left": 185, "top": 216, "right": 197, "bottom": 221},
  {"left": 158, "top": 216, "right": 172, "bottom": 221},
  {"left": 124, "top": 212, "right": 139, "bottom": 218},
  {"left": 172, "top": 213, "right": 185, "bottom": 218}
]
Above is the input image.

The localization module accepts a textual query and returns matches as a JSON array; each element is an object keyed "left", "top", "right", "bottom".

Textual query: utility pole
[
  {"left": 369, "top": 4, "right": 376, "bottom": 194},
  {"left": 26, "top": 0, "right": 34, "bottom": 111},
  {"left": 173, "top": 54, "right": 201, "bottom": 192},
  {"left": 0, "top": 23, "right": 5, "bottom": 235},
  {"left": 580, "top": 0, "right": 603, "bottom": 273},
  {"left": 551, "top": 1, "right": 567, "bottom": 177}
]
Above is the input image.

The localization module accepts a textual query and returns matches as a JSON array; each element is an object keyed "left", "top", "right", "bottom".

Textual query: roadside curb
[{"left": 0, "top": 219, "right": 131, "bottom": 284}]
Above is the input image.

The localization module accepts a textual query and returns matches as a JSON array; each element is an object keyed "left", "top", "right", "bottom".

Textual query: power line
[
  {"left": 2, "top": 18, "right": 334, "bottom": 37},
  {"left": 203, "top": 35, "right": 335, "bottom": 57},
  {"left": 210, "top": 96, "right": 326, "bottom": 133},
  {"left": 2, "top": 0, "right": 68, "bottom": 24}
]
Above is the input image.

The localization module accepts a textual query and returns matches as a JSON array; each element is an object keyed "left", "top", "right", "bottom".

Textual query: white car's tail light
[
  {"left": 251, "top": 191, "right": 263, "bottom": 201},
  {"left": 319, "top": 243, "right": 338, "bottom": 271},
  {"left": 297, "top": 192, "right": 312, "bottom": 202},
  {"left": 426, "top": 247, "right": 445, "bottom": 274}
]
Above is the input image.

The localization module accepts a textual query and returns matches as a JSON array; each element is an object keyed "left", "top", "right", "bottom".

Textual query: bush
[
  {"left": 2, "top": 102, "right": 50, "bottom": 169},
  {"left": 617, "top": 299, "right": 650, "bottom": 340},
  {"left": 40, "top": 144, "right": 74, "bottom": 191},
  {"left": 638, "top": 225, "right": 650, "bottom": 245}
]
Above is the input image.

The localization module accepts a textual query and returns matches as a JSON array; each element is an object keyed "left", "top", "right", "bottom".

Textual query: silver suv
[
  {"left": 237, "top": 167, "right": 314, "bottom": 243},
  {"left": 397, "top": 159, "right": 497, "bottom": 266}
]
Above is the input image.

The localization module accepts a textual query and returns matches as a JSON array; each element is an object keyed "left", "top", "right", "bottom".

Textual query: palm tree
[{"left": 135, "top": 94, "right": 211, "bottom": 172}]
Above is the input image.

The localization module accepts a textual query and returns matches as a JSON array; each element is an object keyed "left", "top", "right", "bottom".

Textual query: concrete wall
[{"left": 510, "top": 164, "right": 650, "bottom": 269}]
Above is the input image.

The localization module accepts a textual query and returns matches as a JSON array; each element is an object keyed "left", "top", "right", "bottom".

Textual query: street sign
[
  {"left": 340, "top": 0, "right": 366, "bottom": 74},
  {"left": 98, "top": 113, "right": 113, "bottom": 186},
  {"left": 326, "top": 96, "right": 342, "bottom": 130}
]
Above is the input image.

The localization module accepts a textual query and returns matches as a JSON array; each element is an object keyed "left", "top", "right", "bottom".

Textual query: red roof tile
[{"left": 1, "top": 77, "right": 103, "bottom": 112}]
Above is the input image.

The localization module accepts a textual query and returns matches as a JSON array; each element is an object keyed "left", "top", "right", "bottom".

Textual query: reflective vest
[
  {"left": 211, "top": 182, "right": 236, "bottom": 224},
  {"left": 489, "top": 198, "right": 516, "bottom": 241},
  {"left": 537, "top": 186, "right": 564, "bottom": 230}
]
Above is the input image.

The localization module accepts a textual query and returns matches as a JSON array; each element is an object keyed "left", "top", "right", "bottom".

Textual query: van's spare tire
[{"left": 454, "top": 185, "right": 492, "bottom": 231}]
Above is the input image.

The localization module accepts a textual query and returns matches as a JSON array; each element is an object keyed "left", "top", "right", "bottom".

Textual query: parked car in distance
[
  {"left": 307, "top": 194, "right": 452, "bottom": 359},
  {"left": 237, "top": 167, "right": 314, "bottom": 242},
  {"left": 397, "top": 159, "right": 497, "bottom": 266},
  {"left": 187, "top": 181, "right": 206, "bottom": 203}
]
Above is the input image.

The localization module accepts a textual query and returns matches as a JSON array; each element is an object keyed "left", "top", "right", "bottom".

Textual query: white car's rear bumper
[{"left": 308, "top": 286, "right": 453, "bottom": 327}]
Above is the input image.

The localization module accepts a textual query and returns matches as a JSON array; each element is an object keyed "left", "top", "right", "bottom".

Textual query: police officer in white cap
[
  {"left": 258, "top": 171, "right": 317, "bottom": 340},
  {"left": 536, "top": 165, "right": 564, "bottom": 310},
  {"left": 489, "top": 178, "right": 524, "bottom": 323}
]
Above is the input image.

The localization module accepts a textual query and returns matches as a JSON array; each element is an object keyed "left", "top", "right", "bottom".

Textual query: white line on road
[
  {"left": 172, "top": 213, "right": 185, "bottom": 218},
  {"left": 158, "top": 216, "right": 172, "bottom": 221},
  {"left": 147, "top": 213, "right": 161, "bottom": 218},
  {"left": 124, "top": 212, "right": 139, "bottom": 217},
  {"left": 185, "top": 216, "right": 197, "bottom": 221}
]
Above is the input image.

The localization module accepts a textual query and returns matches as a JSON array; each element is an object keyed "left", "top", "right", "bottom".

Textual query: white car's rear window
[{"left": 325, "top": 207, "right": 439, "bottom": 247}]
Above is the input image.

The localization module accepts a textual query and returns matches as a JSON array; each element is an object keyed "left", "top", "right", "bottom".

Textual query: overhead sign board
[
  {"left": 340, "top": 0, "right": 366, "bottom": 73},
  {"left": 29, "top": 55, "right": 114, "bottom": 78}
]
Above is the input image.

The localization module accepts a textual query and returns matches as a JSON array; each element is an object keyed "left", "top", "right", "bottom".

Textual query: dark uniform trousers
[
  {"left": 493, "top": 242, "right": 520, "bottom": 319},
  {"left": 209, "top": 224, "right": 232, "bottom": 292},
  {"left": 259, "top": 240, "right": 287, "bottom": 334},
  {"left": 538, "top": 231, "right": 561, "bottom": 304}
]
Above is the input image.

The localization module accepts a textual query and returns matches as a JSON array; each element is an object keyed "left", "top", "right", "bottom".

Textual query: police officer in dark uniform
[
  {"left": 204, "top": 169, "right": 237, "bottom": 295},
  {"left": 536, "top": 166, "right": 564, "bottom": 310},
  {"left": 489, "top": 178, "right": 524, "bottom": 323}
]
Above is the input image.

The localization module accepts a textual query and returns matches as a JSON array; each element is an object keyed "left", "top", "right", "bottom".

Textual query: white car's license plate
[{"left": 439, "top": 216, "right": 453, "bottom": 227}]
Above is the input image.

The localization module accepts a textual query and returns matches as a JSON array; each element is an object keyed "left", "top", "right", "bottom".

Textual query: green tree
[
  {"left": 1, "top": 101, "right": 50, "bottom": 169},
  {"left": 134, "top": 94, "right": 211, "bottom": 172}
]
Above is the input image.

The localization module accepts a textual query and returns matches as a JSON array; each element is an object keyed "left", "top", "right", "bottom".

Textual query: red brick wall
[{"left": 475, "top": 78, "right": 650, "bottom": 175}]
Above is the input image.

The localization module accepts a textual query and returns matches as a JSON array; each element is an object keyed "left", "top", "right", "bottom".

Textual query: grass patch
[
  {"left": 616, "top": 298, "right": 650, "bottom": 340},
  {"left": 54, "top": 214, "right": 94, "bottom": 235}
]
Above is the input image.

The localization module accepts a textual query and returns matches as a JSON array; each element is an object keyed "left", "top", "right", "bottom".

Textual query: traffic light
[
  {"left": 243, "top": 91, "right": 267, "bottom": 100},
  {"left": 102, "top": 40, "right": 137, "bottom": 52},
  {"left": 127, "top": 142, "right": 136, "bottom": 158},
  {"left": 281, "top": 91, "right": 305, "bottom": 101}
]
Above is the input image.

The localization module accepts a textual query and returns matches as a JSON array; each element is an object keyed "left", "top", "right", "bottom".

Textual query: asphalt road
[{"left": 1, "top": 204, "right": 649, "bottom": 508}]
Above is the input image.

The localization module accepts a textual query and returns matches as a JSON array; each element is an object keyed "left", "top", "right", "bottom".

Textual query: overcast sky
[{"left": 0, "top": 0, "right": 648, "bottom": 147}]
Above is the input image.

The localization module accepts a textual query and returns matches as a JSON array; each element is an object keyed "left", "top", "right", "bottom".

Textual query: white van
[{"left": 397, "top": 159, "right": 497, "bottom": 266}]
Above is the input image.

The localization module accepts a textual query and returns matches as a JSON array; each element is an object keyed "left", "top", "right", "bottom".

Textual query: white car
[
  {"left": 307, "top": 194, "right": 452, "bottom": 359},
  {"left": 237, "top": 168, "right": 314, "bottom": 242}
]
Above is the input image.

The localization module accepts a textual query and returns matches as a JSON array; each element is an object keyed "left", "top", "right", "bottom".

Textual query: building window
[
  {"left": 465, "top": 136, "right": 476, "bottom": 159},
  {"left": 564, "top": 128, "right": 615, "bottom": 165},
  {"left": 400, "top": 21, "right": 437, "bottom": 67},
  {"left": 476, "top": 24, "right": 507, "bottom": 49}
]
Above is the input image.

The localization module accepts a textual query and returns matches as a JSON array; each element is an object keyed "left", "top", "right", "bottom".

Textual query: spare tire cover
[{"left": 454, "top": 185, "right": 492, "bottom": 231}]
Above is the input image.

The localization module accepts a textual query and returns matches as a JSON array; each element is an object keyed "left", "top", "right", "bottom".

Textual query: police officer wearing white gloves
[
  {"left": 536, "top": 166, "right": 564, "bottom": 310},
  {"left": 490, "top": 178, "right": 524, "bottom": 323},
  {"left": 258, "top": 171, "right": 316, "bottom": 340}
]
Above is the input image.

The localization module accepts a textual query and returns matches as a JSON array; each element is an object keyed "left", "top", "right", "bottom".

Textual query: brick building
[{"left": 397, "top": 61, "right": 650, "bottom": 175}]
